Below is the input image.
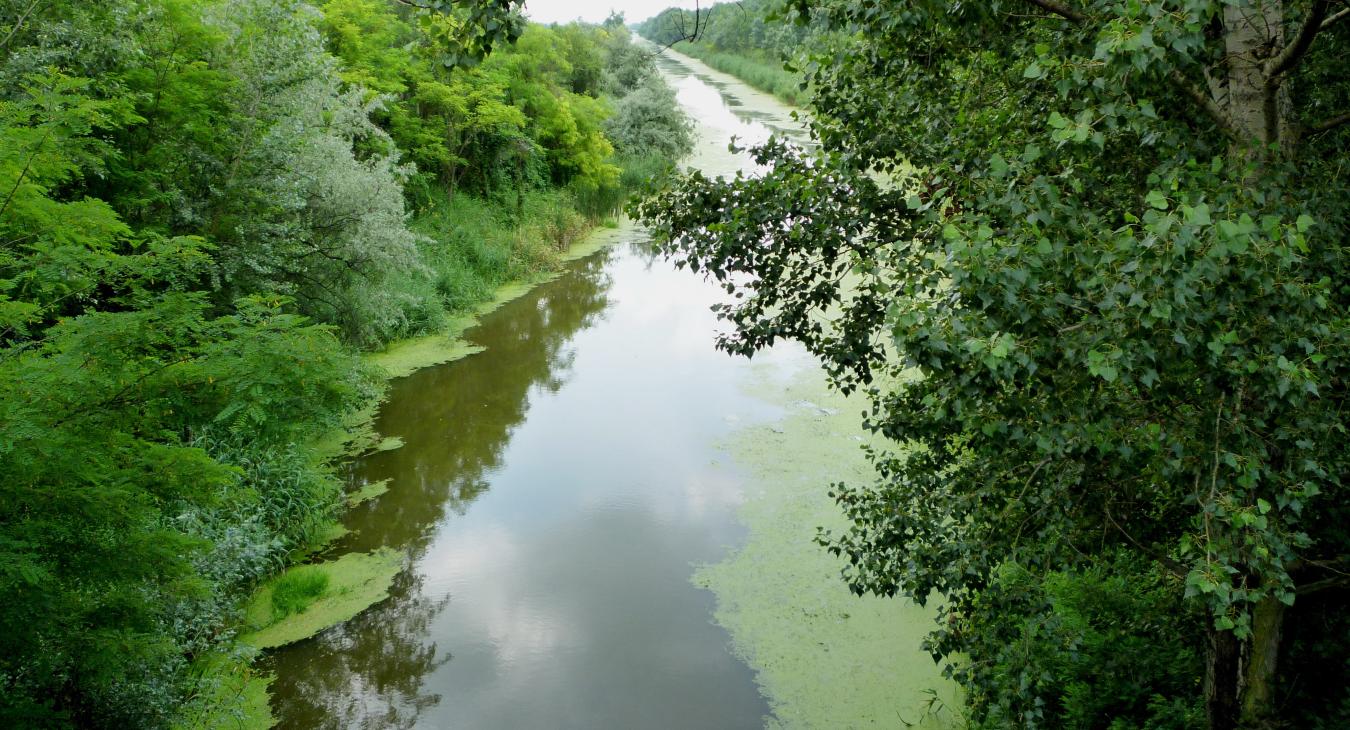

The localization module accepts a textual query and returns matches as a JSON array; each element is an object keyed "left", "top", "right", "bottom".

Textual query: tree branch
[
  {"left": 1306, "top": 110, "right": 1350, "bottom": 135},
  {"left": 1021, "top": 0, "right": 1087, "bottom": 24},
  {"left": 0, "top": 125, "right": 54, "bottom": 221},
  {"left": 1320, "top": 6, "right": 1350, "bottom": 30},
  {"left": 1267, "top": 0, "right": 1331, "bottom": 81},
  {"left": 0, "top": 0, "right": 44, "bottom": 53},
  {"left": 1170, "top": 69, "right": 1240, "bottom": 140},
  {"left": 1104, "top": 503, "right": 1188, "bottom": 578},
  {"left": 648, "top": 1, "right": 718, "bottom": 56},
  {"left": 1297, "top": 574, "right": 1350, "bottom": 596}
]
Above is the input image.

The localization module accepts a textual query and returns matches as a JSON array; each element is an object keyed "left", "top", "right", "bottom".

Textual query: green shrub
[{"left": 959, "top": 552, "right": 1204, "bottom": 729}]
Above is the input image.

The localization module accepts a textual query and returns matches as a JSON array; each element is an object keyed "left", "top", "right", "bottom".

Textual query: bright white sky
[{"left": 523, "top": 0, "right": 698, "bottom": 26}]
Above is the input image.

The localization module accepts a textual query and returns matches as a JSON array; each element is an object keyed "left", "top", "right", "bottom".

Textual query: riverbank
[
  {"left": 663, "top": 42, "right": 806, "bottom": 105},
  {"left": 181, "top": 208, "right": 632, "bottom": 730},
  {"left": 366, "top": 218, "right": 632, "bottom": 379}
]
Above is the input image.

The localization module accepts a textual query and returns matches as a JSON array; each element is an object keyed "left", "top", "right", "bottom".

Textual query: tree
[
  {"left": 604, "top": 73, "right": 694, "bottom": 160},
  {"left": 0, "top": 65, "right": 375, "bottom": 726},
  {"left": 635, "top": 1, "right": 1349, "bottom": 727},
  {"left": 207, "top": 0, "right": 427, "bottom": 347}
]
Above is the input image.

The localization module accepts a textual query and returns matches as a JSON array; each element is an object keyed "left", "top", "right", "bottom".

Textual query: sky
[{"left": 522, "top": 0, "right": 697, "bottom": 26}]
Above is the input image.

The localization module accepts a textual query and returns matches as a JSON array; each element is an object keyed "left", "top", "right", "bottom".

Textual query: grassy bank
[
  {"left": 409, "top": 189, "right": 591, "bottom": 316},
  {"left": 667, "top": 43, "right": 807, "bottom": 105}
]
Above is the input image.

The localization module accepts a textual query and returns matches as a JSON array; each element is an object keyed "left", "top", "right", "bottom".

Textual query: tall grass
[
  {"left": 380, "top": 188, "right": 594, "bottom": 333},
  {"left": 674, "top": 43, "right": 807, "bottom": 106},
  {"left": 618, "top": 153, "right": 679, "bottom": 192},
  {"left": 412, "top": 190, "right": 560, "bottom": 311},
  {"left": 383, "top": 154, "right": 673, "bottom": 345}
]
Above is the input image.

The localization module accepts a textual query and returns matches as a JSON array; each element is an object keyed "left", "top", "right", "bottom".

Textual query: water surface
[{"left": 267, "top": 51, "right": 813, "bottom": 729}]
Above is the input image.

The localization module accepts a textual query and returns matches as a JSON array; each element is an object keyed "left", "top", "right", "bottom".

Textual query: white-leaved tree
[{"left": 208, "top": 0, "right": 428, "bottom": 345}]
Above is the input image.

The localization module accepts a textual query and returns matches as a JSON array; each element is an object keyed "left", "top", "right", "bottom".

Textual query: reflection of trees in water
[
  {"left": 269, "top": 248, "right": 616, "bottom": 728},
  {"left": 269, "top": 569, "right": 450, "bottom": 730},
  {"left": 337, "top": 248, "right": 614, "bottom": 557},
  {"left": 628, "top": 235, "right": 665, "bottom": 273}
]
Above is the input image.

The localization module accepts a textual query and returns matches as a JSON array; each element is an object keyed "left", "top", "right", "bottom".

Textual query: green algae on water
[
  {"left": 373, "top": 436, "right": 405, "bottom": 453},
  {"left": 302, "top": 522, "right": 350, "bottom": 557},
  {"left": 561, "top": 217, "right": 634, "bottom": 261},
  {"left": 363, "top": 279, "right": 545, "bottom": 378},
  {"left": 312, "top": 395, "right": 383, "bottom": 462},
  {"left": 346, "top": 478, "right": 390, "bottom": 507},
  {"left": 694, "top": 364, "right": 961, "bottom": 729},
  {"left": 241, "top": 547, "right": 404, "bottom": 650},
  {"left": 366, "top": 331, "right": 486, "bottom": 380}
]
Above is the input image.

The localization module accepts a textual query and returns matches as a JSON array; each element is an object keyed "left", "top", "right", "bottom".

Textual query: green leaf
[
  {"left": 989, "top": 154, "right": 1009, "bottom": 176},
  {"left": 1184, "top": 203, "right": 1211, "bottom": 226}
]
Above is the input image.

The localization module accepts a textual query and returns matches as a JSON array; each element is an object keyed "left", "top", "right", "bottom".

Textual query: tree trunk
[
  {"left": 1241, "top": 594, "right": 1285, "bottom": 727},
  {"left": 1223, "top": 1, "right": 1286, "bottom": 151},
  {"left": 1206, "top": 624, "right": 1242, "bottom": 730},
  {"left": 1211, "top": 5, "right": 1302, "bottom": 727}
]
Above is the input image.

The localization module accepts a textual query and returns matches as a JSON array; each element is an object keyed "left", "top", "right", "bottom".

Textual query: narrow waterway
[{"left": 266, "top": 52, "right": 819, "bottom": 729}]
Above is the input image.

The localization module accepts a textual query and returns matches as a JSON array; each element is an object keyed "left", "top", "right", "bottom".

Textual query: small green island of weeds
[
  {"left": 271, "top": 570, "right": 331, "bottom": 618},
  {"left": 241, "top": 548, "right": 406, "bottom": 650}
]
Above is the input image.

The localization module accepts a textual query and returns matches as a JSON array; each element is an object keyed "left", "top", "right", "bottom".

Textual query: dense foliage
[
  {"left": 636, "top": 1, "right": 1348, "bottom": 727},
  {"left": 0, "top": 0, "right": 689, "bottom": 725}
]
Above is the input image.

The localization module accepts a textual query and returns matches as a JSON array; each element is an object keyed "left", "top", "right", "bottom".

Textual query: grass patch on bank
[
  {"left": 241, "top": 548, "right": 405, "bottom": 649},
  {"left": 673, "top": 43, "right": 806, "bottom": 105},
  {"left": 271, "top": 570, "right": 330, "bottom": 618}
]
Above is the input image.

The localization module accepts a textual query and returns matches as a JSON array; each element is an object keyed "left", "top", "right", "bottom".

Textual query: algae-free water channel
[{"left": 266, "top": 51, "right": 953, "bottom": 729}]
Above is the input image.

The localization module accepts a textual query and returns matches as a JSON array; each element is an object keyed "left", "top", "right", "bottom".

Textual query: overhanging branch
[
  {"left": 1022, "top": 0, "right": 1087, "bottom": 24},
  {"left": 1267, "top": 0, "right": 1332, "bottom": 81},
  {"left": 1298, "top": 574, "right": 1350, "bottom": 596},
  {"left": 0, "top": 0, "right": 44, "bottom": 53},
  {"left": 1307, "top": 110, "right": 1350, "bottom": 135},
  {"left": 1170, "top": 69, "right": 1240, "bottom": 141},
  {"left": 1320, "top": 6, "right": 1350, "bottom": 30}
]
